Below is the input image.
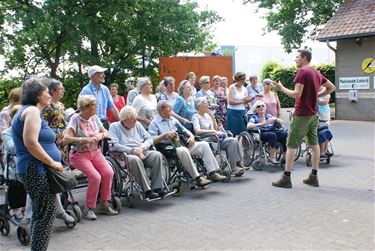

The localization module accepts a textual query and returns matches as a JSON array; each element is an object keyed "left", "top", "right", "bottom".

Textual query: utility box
[
  {"left": 159, "top": 56, "right": 233, "bottom": 89},
  {"left": 348, "top": 89, "right": 358, "bottom": 102}
]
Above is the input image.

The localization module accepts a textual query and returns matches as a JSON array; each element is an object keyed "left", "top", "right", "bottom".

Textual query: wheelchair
[
  {"left": 238, "top": 125, "right": 285, "bottom": 171},
  {"left": 60, "top": 139, "right": 123, "bottom": 220},
  {"left": 302, "top": 121, "right": 334, "bottom": 166},
  {"left": 198, "top": 132, "right": 243, "bottom": 181},
  {"left": 105, "top": 148, "right": 173, "bottom": 208}
]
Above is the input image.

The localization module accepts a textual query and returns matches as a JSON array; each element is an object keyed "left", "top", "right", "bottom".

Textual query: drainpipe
[{"left": 326, "top": 40, "right": 337, "bottom": 53}]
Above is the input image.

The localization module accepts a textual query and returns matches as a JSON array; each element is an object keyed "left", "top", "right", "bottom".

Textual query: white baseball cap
[{"left": 87, "top": 65, "right": 107, "bottom": 78}]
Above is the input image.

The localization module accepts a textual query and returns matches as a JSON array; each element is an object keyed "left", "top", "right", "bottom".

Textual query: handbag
[{"left": 45, "top": 166, "right": 78, "bottom": 194}]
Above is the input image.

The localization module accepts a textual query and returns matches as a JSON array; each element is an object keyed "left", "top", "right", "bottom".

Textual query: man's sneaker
[
  {"left": 303, "top": 173, "right": 319, "bottom": 187},
  {"left": 272, "top": 174, "right": 292, "bottom": 188},
  {"left": 209, "top": 172, "right": 227, "bottom": 182},
  {"left": 98, "top": 204, "right": 118, "bottom": 216},
  {"left": 154, "top": 188, "right": 176, "bottom": 198},
  {"left": 56, "top": 212, "right": 75, "bottom": 224},
  {"left": 145, "top": 190, "right": 161, "bottom": 201},
  {"left": 196, "top": 176, "right": 211, "bottom": 187},
  {"left": 83, "top": 208, "right": 97, "bottom": 220}
]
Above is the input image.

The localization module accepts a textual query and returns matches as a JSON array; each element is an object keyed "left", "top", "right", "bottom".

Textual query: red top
[
  {"left": 293, "top": 66, "right": 327, "bottom": 116},
  {"left": 107, "top": 95, "right": 126, "bottom": 123}
]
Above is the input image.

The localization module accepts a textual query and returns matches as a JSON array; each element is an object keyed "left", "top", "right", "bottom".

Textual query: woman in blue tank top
[{"left": 12, "top": 77, "right": 63, "bottom": 251}]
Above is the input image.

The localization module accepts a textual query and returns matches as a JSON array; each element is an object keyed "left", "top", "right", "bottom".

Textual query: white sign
[{"left": 339, "top": 77, "right": 370, "bottom": 89}]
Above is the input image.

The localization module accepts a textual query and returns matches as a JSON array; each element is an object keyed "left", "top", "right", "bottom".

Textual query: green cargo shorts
[{"left": 287, "top": 115, "right": 319, "bottom": 149}]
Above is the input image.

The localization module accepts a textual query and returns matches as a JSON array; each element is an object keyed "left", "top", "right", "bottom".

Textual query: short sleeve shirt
[
  {"left": 67, "top": 113, "right": 103, "bottom": 152},
  {"left": 79, "top": 82, "right": 114, "bottom": 120},
  {"left": 293, "top": 66, "right": 327, "bottom": 116}
]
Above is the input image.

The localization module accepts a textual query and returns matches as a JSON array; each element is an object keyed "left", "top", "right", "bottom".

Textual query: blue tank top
[{"left": 12, "top": 105, "right": 61, "bottom": 174}]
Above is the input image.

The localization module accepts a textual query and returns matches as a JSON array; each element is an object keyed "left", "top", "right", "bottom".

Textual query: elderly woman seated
[
  {"left": 246, "top": 100, "right": 287, "bottom": 164},
  {"left": 192, "top": 97, "right": 247, "bottom": 174},
  {"left": 108, "top": 106, "right": 172, "bottom": 200},
  {"left": 149, "top": 100, "right": 226, "bottom": 182},
  {"left": 64, "top": 95, "right": 118, "bottom": 220}
]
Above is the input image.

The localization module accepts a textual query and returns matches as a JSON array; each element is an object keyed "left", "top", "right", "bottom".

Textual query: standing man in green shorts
[{"left": 272, "top": 49, "right": 335, "bottom": 188}]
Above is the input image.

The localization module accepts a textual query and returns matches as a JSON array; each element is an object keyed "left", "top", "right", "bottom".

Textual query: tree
[
  {"left": 244, "top": 0, "right": 344, "bottom": 52},
  {"left": 0, "top": 0, "right": 221, "bottom": 82}
]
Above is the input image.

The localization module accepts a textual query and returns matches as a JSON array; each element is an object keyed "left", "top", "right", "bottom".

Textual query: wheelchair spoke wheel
[
  {"left": 17, "top": 225, "right": 30, "bottom": 246},
  {"left": 238, "top": 132, "right": 255, "bottom": 167},
  {"left": 106, "top": 157, "right": 123, "bottom": 197},
  {"left": 0, "top": 216, "right": 10, "bottom": 236},
  {"left": 294, "top": 144, "right": 302, "bottom": 161},
  {"left": 305, "top": 153, "right": 312, "bottom": 167}
]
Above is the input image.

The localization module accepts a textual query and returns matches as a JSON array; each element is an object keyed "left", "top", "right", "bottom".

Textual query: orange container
[{"left": 159, "top": 56, "right": 233, "bottom": 90}]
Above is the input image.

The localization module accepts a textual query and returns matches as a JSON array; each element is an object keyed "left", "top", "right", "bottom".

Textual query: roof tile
[{"left": 317, "top": 0, "right": 375, "bottom": 41}]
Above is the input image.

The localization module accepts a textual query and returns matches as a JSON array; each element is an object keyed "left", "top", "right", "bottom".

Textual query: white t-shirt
[
  {"left": 131, "top": 94, "right": 157, "bottom": 128},
  {"left": 227, "top": 85, "right": 246, "bottom": 110}
]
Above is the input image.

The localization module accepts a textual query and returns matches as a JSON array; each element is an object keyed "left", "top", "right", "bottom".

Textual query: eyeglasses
[{"left": 256, "top": 105, "right": 265, "bottom": 108}]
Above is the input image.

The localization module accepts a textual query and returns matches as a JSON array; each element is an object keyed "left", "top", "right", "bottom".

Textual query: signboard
[
  {"left": 361, "top": 58, "right": 375, "bottom": 74},
  {"left": 338, "top": 77, "right": 370, "bottom": 89}
]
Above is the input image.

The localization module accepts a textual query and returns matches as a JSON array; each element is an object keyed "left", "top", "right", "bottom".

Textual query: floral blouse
[{"left": 42, "top": 102, "right": 66, "bottom": 146}]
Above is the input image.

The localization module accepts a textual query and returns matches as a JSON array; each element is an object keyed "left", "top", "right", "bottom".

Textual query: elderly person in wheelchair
[
  {"left": 192, "top": 97, "right": 248, "bottom": 174},
  {"left": 149, "top": 100, "right": 226, "bottom": 183},
  {"left": 108, "top": 106, "right": 172, "bottom": 200},
  {"left": 246, "top": 100, "right": 287, "bottom": 164}
]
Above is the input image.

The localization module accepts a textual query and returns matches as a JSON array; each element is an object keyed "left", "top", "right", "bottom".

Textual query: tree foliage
[
  {"left": 243, "top": 0, "right": 344, "bottom": 52},
  {"left": 0, "top": 0, "right": 221, "bottom": 108}
]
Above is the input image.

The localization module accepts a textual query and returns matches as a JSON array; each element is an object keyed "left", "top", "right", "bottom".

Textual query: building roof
[{"left": 317, "top": 0, "right": 375, "bottom": 41}]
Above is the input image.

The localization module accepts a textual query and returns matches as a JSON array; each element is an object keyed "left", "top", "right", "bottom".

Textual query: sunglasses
[{"left": 256, "top": 104, "right": 265, "bottom": 108}]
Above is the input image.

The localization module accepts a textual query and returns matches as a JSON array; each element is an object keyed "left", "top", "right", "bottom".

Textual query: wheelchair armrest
[{"left": 248, "top": 127, "right": 262, "bottom": 134}]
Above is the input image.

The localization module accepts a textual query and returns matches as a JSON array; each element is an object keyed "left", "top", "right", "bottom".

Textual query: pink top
[{"left": 261, "top": 92, "right": 280, "bottom": 117}]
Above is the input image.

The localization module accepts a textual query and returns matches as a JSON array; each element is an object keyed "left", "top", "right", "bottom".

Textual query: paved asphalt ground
[{"left": 0, "top": 118, "right": 374, "bottom": 250}]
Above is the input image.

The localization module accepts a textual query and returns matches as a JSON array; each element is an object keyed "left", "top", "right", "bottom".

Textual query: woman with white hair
[
  {"left": 131, "top": 77, "right": 157, "bottom": 129},
  {"left": 64, "top": 95, "right": 118, "bottom": 220},
  {"left": 246, "top": 100, "right": 287, "bottom": 164},
  {"left": 260, "top": 78, "right": 281, "bottom": 117},
  {"left": 193, "top": 97, "right": 247, "bottom": 173}
]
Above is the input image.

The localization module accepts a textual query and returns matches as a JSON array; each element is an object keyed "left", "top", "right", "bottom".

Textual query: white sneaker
[
  {"left": 83, "top": 208, "right": 97, "bottom": 221},
  {"left": 56, "top": 212, "right": 75, "bottom": 224}
]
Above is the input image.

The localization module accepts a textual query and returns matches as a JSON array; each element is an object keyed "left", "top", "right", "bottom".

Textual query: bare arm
[
  {"left": 110, "top": 106, "right": 120, "bottom": 121},
  {"left": 171, "top": 111, "right": 190, "bottom": 124},
  {"left": 227, "top": 86, "right": 252, "bottom": 105},
  {"left": 318, "top": 80, "right": 336, "bottom": 97},
  {"left": 23, "top": 107, "right": 63, "bottom": 171},
  {"left": 275, "top": 81, "right": 304, "bottom": 100}
]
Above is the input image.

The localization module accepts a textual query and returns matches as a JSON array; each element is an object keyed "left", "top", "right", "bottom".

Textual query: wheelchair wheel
[
  {"left": 169, "top": 182, "right": 183, "bottom": 197},
  {"left": 124, "top": 187, "right": 135, "bottom": 208},
  {"left": 252, "top": 160, "right": 264, "bottom": 171},
  {"left": 68, "top": 204, "right": 82, "bottom": 223},
  {"left": 305, "top": 153, "right": 312, "bottom": 167},
  {"left": 106, "top": 157, "right": 123, "bottom": 197},
  {"left": 161, "top": 155, "right": 171, "bottom": 185},
  {"left": 112, "top": 196, "right": 122, "bottom": 212},
  {"left": 64, "top": 209, "right": 77, "bottom": 228},
  {"left": 238, "top": 132, "right": 255, "bottom": 167},
  {"left": 294, "top": 144, "right": 302, "bottom": 161},
  {"left": 326, "top": 157, "right": 331, "bottom": 164},
  {"left": 0, "top": 216, "right": 10, "bottom": 236},
  {"left": 16, "top": 225, "right": 30, "bottom": 246}
]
